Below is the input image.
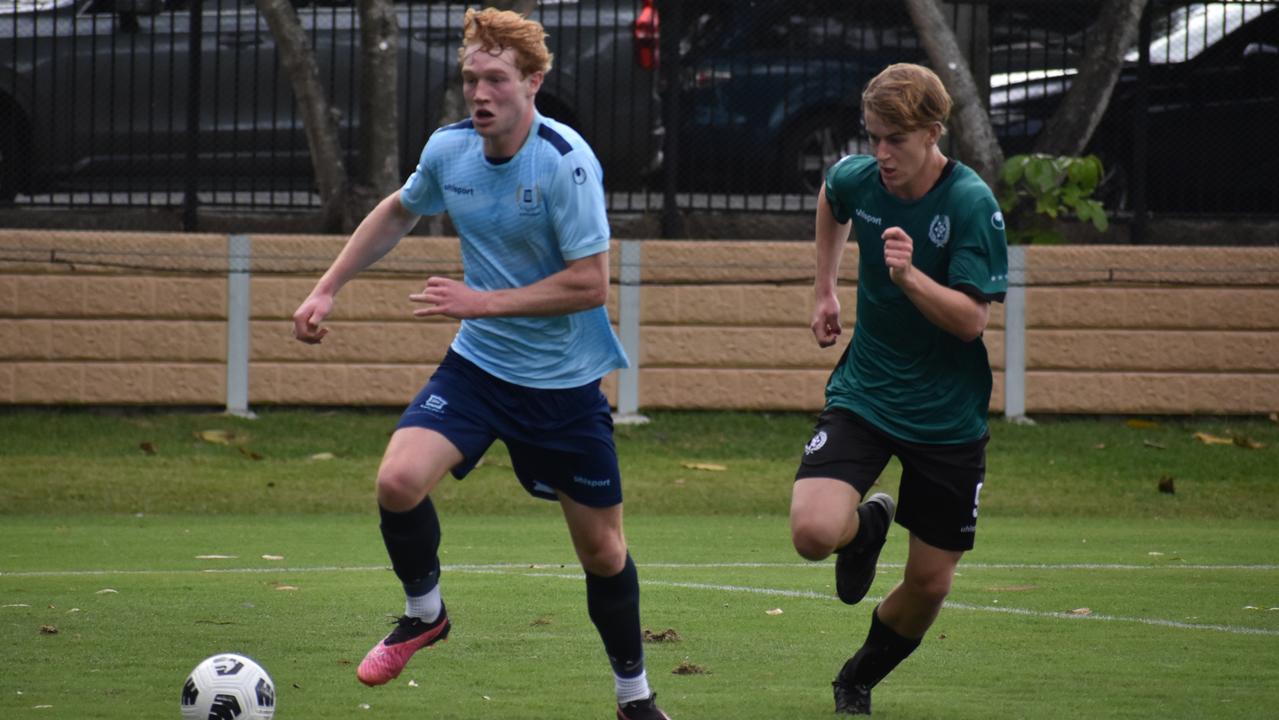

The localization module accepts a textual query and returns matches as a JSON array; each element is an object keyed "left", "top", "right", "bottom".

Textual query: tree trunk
[
  {"left": 903, "top": 0, "right": 1005, "bottom": 189},
  {"left": 1033, "top": 0, "right": 1148, "bottom": 156},
  {"left": 254, "top": 0, "right": 350, "bottom": 232},
  {"left": 350, "top": 0, "right": 401, "bottom": 222}
]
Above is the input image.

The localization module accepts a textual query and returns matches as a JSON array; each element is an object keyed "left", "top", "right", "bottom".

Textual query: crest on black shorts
[{"left": 804, "top": 430, "right": 828, "bottom": 456}]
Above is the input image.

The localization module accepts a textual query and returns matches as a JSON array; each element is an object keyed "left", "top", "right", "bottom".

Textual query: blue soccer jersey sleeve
[
  {"left": 399, "top": 130, "right": 448, "bottom": 216},
  {"left": 548, "top": 151, "right": 610, "bottom": 261}
]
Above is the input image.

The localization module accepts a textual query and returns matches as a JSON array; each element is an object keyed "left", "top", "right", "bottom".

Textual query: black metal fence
[{"left": 2, "top": 0, "right": 1276, "bottom": 226}]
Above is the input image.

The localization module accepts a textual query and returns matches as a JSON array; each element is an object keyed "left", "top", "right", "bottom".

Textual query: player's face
[
  {"left": 863, "top": 110, "right": 941, "bottom": 198},
  {"left": 461, "top": 43, "right": 543, "bottom": 153}
]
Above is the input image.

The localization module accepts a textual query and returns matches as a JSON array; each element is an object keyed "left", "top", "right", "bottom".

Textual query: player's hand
[
  {"left": 292, "top": 294, "right": 333, "bottom": 344},
  {"left": 811, "top": 293, "right": 842, "bottom": 348},
  {"left": 883, "top": 226, "right": 915, "bottom": 286},
  {"left": 410, "top": 276, "right": 486, "bottom": 319}
]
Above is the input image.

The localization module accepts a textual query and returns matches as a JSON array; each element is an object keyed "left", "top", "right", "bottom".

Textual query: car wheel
[{"left": 781, "top": 113, "right": 865, "bottom": 195}]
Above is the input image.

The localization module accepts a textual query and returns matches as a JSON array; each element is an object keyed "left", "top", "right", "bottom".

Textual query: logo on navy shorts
[
  {"left": 572, "top": 475, "right": 612, "bottom": 488},
  {"left": 804, "top": 430, "right": 828, "bottom": 455},
  {"left": 419, "top": 394, "right": 448, "bottom": 414}
]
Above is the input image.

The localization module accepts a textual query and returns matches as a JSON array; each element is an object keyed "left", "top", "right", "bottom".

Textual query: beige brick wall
[{"left": 2, "top": 230, "right": 1276, "bottom": 415}]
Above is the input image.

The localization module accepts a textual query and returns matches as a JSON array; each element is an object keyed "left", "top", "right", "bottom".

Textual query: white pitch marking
[
  {"left": 3, "top": 563, "right": 1276, "bottom": 637},
  {"left": 3, "top": 560, "right": 1277, "bottom": 578},
  {"left": 447, "top": 567, "right": 1279, "bottom": 638}
]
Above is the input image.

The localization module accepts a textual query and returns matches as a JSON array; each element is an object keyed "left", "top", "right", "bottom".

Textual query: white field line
[
  {"left": 453, "top": 567, "right": 1279, "bottom": 638},
  {"left": 2, "top": 560, "right": 1278, "bottom": 578},
  {"left": 2, "top": 562, "right": 1276, "bottom": 637}
]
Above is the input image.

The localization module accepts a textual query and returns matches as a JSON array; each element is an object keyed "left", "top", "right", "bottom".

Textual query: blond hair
[
  {"left": 458, "top": 8, "right": 553, "bottom": 77},
  {"left": 861, "top": 63, "right": 952, "bottom": 133}
]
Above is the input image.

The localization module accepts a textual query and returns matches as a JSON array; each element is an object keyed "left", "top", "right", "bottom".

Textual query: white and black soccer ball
[{"left": 180, "top": 653, "right": 276, "bottom": 720}]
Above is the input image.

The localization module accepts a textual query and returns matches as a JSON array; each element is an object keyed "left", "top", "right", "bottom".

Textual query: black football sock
[
  {"left": 585, "top": 554, "right": 645, "bottom": 679},
  {"left": 840, "top": 498, "right": 889, "bottom": 552},
  {"left": 842, "top": 605, "right": 922, "bottom": 689},
  {"left": 379, "top": 497, "right": 442, "bottom": 598}
]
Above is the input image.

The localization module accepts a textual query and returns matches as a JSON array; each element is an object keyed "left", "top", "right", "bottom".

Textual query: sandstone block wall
[{"left": 2, "top": 230, "right": 1276, "bottom": 415}]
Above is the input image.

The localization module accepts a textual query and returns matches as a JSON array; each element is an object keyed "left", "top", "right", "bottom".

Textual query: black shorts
[{"left": 794, "top": 407, "right": 988, "bottom": 551}]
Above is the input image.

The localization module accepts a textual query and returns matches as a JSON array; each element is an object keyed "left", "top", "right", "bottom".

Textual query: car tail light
[{"left": 634, "top": 0, "right": 659, "bottom": 71}]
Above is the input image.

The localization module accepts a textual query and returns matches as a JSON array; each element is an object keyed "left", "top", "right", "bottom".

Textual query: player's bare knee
[
  {"left": 375, "top": 466, "right": 425, "bottom": 511},
  {"left": 579, "top": 544, "right": 627, "bottom": 576},
  {"left": 791, "top": 520, "right": 839, "bottom": 561},
  {"left": 904, "top": 568, "right": 953, "bottom": 605}
]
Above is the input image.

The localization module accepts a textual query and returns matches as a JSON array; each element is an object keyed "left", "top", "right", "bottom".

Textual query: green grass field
[{"left": 2, "top": 409, "right": 1277, "bottom": 719}]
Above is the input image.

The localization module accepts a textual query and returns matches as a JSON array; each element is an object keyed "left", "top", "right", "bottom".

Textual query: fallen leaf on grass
[
  {"left": 765, "top": 608, "right": 784, "bottom": 616},
  {"left": 139, "top": 442, "right": 157, "bottom": 456},
  {"left": 407, "top": 680, "right": 419, "bottom": 687},
  {"left": 1143, "top": 440, "right": 1167, "bottom": 450},
  {"left": 681, "top": 462, "right": 727, "bottom": 472},
  {"left": 672, "top": 661, "right": 709, "bottom": 675},
  {"left": 195, "top": 554, "right": 238, "bottom": 560},
  {"left": 196, "top": 429, "right": 238, "bottom": 445},
  {"left": 1157, "top": 476, "right": 1176, "bottom": 494},
  {"left": 1193, "top": 432, "right": 1234, "bottom": 446},
  {"left": 643, "top": 628, "right": 682, "bottom": 643},
  {"left": 1147, "top": 552, "right": 1165, "bottom": 557},
  {"left": 39, "top": 624, "right": 58, "bottom": 634},
  {"left": 1069, "top": 608, "right": 1092, "bottom": 616},
  {"left": 3, "top": 603, "right": 32, "bottom": 608},
  {"left": 95, "top": 588, "right": 118, "bottom": 594},
  {"left": 1092, "top": 443, "right": 1106, "bottom": 450},
  {"left": 309, "top": 452, "right": 336, "bottom": 461},
  {"left": 262, "top": 555, "right": 284, "bottom": 561},
  {"left": 530, "top": 616, "right": 553, "bottom": 626},
  {"left": 238, "top": 447, "right": 264, "bottom": 461},
  {"left": 1232, "top": 435, "right": 1265, "bottom": 449},
  {"left": 1125, "top": 419, "right": 1160, "bottom": 429}
]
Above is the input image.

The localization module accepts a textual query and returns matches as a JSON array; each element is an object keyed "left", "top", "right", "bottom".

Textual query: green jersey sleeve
[{"left": 947, "top": 176, "right": 1009, "bottom": 302}]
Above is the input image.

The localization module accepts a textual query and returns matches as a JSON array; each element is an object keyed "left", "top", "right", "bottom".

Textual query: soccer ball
[{"left": 180, "top": 653, "right": 276, "bottom": 720}]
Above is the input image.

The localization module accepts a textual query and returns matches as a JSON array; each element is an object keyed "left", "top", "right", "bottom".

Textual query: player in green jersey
[{"left": 788, "top": 63, "right": 1009, "bottom": 715}]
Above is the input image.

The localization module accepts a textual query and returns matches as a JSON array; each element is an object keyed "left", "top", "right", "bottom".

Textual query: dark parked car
[
  {"left": 0, "top": 0, "right": 661, "bottom": 201},
  {"left": 670, "top": 0, "right": 1103, "bottom": 196},
  {"left": 989, "top": 3, "right": 1279, "bottom": 214}
]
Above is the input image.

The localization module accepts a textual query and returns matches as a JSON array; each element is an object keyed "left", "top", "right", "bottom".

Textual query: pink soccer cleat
[{"left": 356, "top": 608, "right": 451, "bottom": 686}]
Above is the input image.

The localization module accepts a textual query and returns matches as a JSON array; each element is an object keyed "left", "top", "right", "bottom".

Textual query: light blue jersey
[{"left": 400, "top": 113, "right": 629, "bottom": 389}]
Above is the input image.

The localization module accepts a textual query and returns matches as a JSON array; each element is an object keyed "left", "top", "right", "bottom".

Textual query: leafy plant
[{"left": 997, "top": 153, "right": 1109, "bottom": 244}]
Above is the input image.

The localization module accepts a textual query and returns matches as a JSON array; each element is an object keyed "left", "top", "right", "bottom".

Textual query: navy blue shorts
[
  {"left": 396, "top": 349, "right": 622, "bottom": 508},
  {"left": 794, "top": 407, "right": 989, "bottom": 552}
]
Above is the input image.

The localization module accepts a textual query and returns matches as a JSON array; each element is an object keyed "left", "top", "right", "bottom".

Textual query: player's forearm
[
  {"left": 814, "top": 189, "right": 850, "bottom": 296},
  {"left": 481, "top": 253, "right": 609, "bottom": 317},
  {"left": 898, "top": 271, "right": 990, "bottom": 342},
  {"left": 313, "top": 193, "right": 420, "bottom": 297}
]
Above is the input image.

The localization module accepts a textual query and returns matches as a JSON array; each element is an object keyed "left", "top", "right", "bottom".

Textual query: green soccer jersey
[{"left": 824, "top": 155, "right": 1009, "bottom": 444}]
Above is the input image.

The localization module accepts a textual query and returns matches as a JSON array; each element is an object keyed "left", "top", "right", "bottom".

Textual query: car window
[
  {"left": 1130, "top": 2, "right": 1276, "bottom": 63},
  {"left": 749, "top": 1, "right": 916, "bottom": 53}
]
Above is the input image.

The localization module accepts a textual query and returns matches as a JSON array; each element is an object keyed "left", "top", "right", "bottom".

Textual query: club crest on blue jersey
[
  {"left": 572, "top": 167, "right": 588, "bottom": 185},
  {"left": 517, "top": 185, "right": 542, "bottom": 216},
  {"left": 928, "top": 214, "right": 951, "bottom": 248}
]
